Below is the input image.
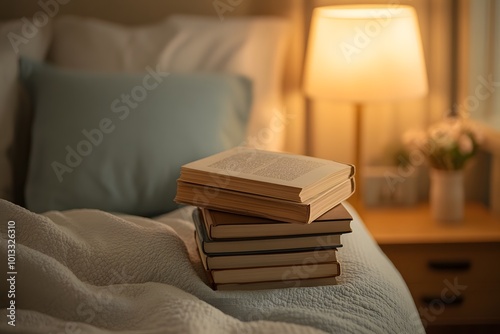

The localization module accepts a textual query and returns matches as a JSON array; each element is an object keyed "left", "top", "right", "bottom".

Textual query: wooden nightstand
[{"left": 360, "top": 203, "right": 500, "bottom": 327}]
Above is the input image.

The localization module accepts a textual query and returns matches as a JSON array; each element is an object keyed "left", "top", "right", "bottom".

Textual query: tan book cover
[
  {"left": 177, "top": 178, "right": 355, "bottom": 224},
  {"left": 178, "top": 147, "right": 354, "bottom": 203},
  {"left": 201, "top": 204, "right": 352, "bottom": 239}
]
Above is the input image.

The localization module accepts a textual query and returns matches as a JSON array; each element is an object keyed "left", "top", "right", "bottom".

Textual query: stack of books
[{"left": 175, "top": 147, "right": 355, "bottom": 290}]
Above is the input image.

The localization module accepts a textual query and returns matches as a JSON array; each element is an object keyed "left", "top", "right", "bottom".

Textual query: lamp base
[{"left": 349, "top": 103, "right": 363, "bottom": 211}]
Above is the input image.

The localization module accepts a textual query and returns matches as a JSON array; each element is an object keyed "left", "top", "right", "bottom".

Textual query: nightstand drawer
[
  {"left": 381, "top": 243, "right": 500, "bottom": 285},
  {"left": 362, "top": 203, "right": 500, "bottom": 327},
  {"left": 409, "top": 282, "right": 500, "bottom": 325}
]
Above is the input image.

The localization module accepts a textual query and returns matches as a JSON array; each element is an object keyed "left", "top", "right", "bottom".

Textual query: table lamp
[{"left": 303, "top": 4, "right": 428, "bottom": 206}]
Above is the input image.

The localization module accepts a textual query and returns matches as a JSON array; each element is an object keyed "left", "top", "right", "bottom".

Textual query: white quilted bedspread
[{"left": 0, "top": 199, "right": 424, "bottom": 333}]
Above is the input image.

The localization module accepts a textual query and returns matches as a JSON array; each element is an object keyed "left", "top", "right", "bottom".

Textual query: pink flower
[{"left": 402, "top": 118, "right": 482, "bottom": 170}]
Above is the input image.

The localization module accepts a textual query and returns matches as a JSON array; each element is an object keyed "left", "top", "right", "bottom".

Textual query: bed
[{"left": 0, "top": 1, "right": 425, "bottom": 333}]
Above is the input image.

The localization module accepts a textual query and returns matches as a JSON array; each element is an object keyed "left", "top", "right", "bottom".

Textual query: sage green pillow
[{"left": 20, "top": 58, "right": 252, "bottom": 216}]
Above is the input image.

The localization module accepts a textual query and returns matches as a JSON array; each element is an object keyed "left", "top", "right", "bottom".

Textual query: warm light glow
[{"left": 304, "top": 5, "right": 428, "bottom": 102}]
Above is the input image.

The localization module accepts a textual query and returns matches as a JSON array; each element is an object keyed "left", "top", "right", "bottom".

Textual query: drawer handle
[
  {"left": 427, "top": 260, "right": 471, "bottom": 271},
  {"left": 422, "top": 296, "right": 464, "bottom": 306}
]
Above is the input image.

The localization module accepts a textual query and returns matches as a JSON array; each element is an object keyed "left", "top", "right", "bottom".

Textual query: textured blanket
[{"left": 0, "top": 199, "right": 424, "bottom": 333}]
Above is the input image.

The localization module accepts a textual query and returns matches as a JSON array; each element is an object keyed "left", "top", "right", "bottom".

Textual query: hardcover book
[{"left": 200, "top": 204, "right": 352, "bottom": 239}]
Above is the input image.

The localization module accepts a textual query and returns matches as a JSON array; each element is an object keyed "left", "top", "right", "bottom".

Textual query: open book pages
[
  {"left": 176, "top": 177, "right": 355, "bottom": 224},
  {"left": 179, "top": 147, "right": 354, "bottom": 203}
]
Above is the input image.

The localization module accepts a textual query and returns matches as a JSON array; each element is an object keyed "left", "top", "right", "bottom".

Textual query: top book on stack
[{"left": 175, "top": 147, "right": 355, "bottom": 224}]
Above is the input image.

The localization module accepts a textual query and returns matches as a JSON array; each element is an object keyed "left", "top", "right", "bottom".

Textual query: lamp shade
[{"left": 304, "top": 5, "right": 428, "bottom": 102}]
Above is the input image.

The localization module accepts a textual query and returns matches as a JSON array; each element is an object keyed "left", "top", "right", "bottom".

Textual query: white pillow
[
  {"left": 0, "top": 20, "right": 51, "bottom": 201},
  {"left": 158, "top": 15, "right": 289, "bottom": 151},
  {"left": 49, "top": 15, "right": 289, "bottom": 151},
  {"left": 49, "top": 15, "right": 176, "bottom": 72}
]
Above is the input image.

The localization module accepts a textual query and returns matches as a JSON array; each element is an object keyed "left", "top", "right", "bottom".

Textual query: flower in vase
[{"left": 403, "top": 118, "right": 481, "bottom": 171}]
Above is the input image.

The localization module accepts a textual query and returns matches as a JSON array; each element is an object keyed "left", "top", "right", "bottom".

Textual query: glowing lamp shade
[{"left": 304, "top": 5, "right": 428, "bottom": 102}]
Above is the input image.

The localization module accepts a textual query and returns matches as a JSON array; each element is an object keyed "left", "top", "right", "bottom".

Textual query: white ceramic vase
[{"left": 429, "top": 169, "right": 464, "bottom": 222}]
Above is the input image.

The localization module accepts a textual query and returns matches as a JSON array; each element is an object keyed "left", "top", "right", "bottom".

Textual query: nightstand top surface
[{"left": 360, "top": 203, "right": 500, "bottom": 245}]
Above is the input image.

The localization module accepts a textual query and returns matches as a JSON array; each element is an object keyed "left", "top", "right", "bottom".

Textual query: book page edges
[
  {"left": 211, "top": 261, "right": 340, "bottom": 284},
  {"left": 214, "top": 276, "right": 338, "bottom": 291}
]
